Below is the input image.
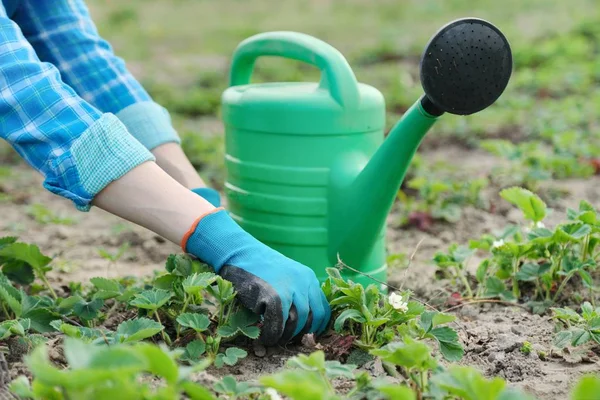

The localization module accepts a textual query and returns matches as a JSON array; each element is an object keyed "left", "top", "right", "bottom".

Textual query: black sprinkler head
[{"left": 419, "top": 18, "right": 513, "bottom": 116}]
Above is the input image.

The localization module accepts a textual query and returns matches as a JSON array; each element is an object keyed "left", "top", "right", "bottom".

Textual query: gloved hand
[
  {"left": 191, "top": 187, "right": 221, "bottom": 207},
  {"left": 181, "top": 208, "right": 331, "bottom": 346}
]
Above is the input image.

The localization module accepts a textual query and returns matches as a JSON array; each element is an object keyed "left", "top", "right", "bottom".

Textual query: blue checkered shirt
[{"left": 0, "top": 0, "right": 181, "bottom": 210}]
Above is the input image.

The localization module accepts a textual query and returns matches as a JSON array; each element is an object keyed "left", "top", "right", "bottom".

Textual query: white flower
[
  {"left": 389, "top": 292, "right": 408, "bottom": 313},
  {"left": 492, "top": 239, "right": 505, "bottom": 248},
  {"left": 524, "top": 221, "right": 545, "bottom": 234},
  {"left": 265, "top": 388, "right": 282, "bottom": 400}
]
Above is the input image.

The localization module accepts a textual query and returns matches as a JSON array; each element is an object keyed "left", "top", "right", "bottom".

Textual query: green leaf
[
  {"left": 581, "top": 302, "right": 595, "bottom": 320},
  {"left": 323, "top": 360, "right": 356, "bottom": 380},
  {"left": 334, "top": 309, "right": 366, "bottom": 332},
  {"left": 483, "top": 277, "right": 507, "bottom": 298},
  {"left": 439, "top": 340, "right": 465, "bottom": 362},
  {"left": 516, "top": 263, "right": 551, "bottom": 281},
  {"left": 0, "top": 319, "right": 25, "bottom": 339},
  {"left": 129, "top": 289, "right": 172, "bottom": 311},
  {"left": 527, "top": 227, "right": 554, "bottom": 242},
  {"left": 90, "top": 277, "right": 122, "bottom": 300},
  {"left": 554, "top": 330, "right": 572, "bottom": 348},
  {"left": 0, "top": 237, "right": 17, "bottom": 248},
  {"left": 213, "top": 375, "right": 258, "bottom": 397},
  {"left": 376, "top": 385, "right": 416, "bottom": 400},
  {"left": 370, "top": 337, "right": 437, "bottom": 371},
  {"left": 432, "top": 312, "right": 456, "bottom": 327},
  {"left": 579, "top": 270, "right": 593, "bottom": 288},
  {"left": 180, "top": 381, "right": 216, "bottom": 400},
  {"left": 476, "top": 259, "right": 490, "bottom": 283},
  {"left": 430, "top": 327, "right": 464, "bottom": 361},
  {"left": 23, "top": 308, "right": 60, "bottom": 333},
  {"left": 57, "top": 295, "right": 84, "bottom": 313},
  {"left": 551, "top": 307, "right": 582, "bottom": 323},
  {"left": 8, "top": 375, "right": 34, "bottom": 398},
  {"left": 182, "top": 272, "right": 217, "bottom": 296},
  {"left": 216, "top": 308, "right": 260, "bottom": 339},
  {"left": 419, "top": 311, "right": 435, "bottom": 333},
  {"left": 571, "top": 329, "right": 591, "bottom": 346},
  {"left": 135, "top": 342, "right": 179, "bottom": 384},
  {"left": 177, "top": 313, "right": 211, "bottom": 333},
  {"left": 558, "top": 222, "right": 592, "bottom": 241},
  {"left": 2, "top": 261, "right": 34, "bottom": 285},
  {"left": 260, "top": 370, "right": 332, "bottom": 400},
  {"left": 166, "top": 254, "right": 209, "bottom": 277},
  {"left": 50, "top": 321, "right": 108, "bottom": 343},
  {"left": 588, "top": 317, "right": 600, "bottom": 331},
  {"left": 432, "top": 365, "right": 506, "bottom": 400},
  {"left": 572, "top": 375, "right": 600, "bottom": 400},
  {"left": 214, "top": 347, "right": 247, "bottom": 368},
  {"left": 153, "top": 274, "right": 178, "bottom": 290},
  {"left": 287, "top": 351, "right": 326, "bottom": 372},
  {"left": 0, "top": 284, "right": 22, "bottom": 317},
  {"left": 181, "top": 340, "right": 207, "bottom": 362},
  {"left": 116, "top": 318, "right": 164, "bottom": 343},
  {"left": 0, "top": 242, "right": 52, "bottom": 274},
  {"left": 73, "top": 298, "right": 104, "bottom": 321},
  {"left": 500, "top": 187, "right": 547, "bottom": 222}
]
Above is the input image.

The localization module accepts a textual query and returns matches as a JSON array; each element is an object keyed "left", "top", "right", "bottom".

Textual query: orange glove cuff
[{"left": 180, "top": 207, "right": 225, "bottom": 252}]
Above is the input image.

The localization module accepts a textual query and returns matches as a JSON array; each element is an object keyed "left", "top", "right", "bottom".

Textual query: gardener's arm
[
  {"left": 0, "top": 5, "right": 329, "bottom": 345},
  {"left": 0, "top": 3, "right": 157, "bottom": 212},
  {"left": 13, "top": 0, "right": 213, "bottom": 196}
]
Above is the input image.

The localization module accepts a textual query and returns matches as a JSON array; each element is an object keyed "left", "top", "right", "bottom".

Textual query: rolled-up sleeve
[
  {"left": 0, "top": 4, "right": 155, "bottom": 211},
  {"left": 15, "top": 0, "right": 181, "bottom": 151}
]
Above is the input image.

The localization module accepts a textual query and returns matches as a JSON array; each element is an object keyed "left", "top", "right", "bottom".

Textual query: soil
[{"left": 2, "top": 143, "right": 600, "bottom": 399}]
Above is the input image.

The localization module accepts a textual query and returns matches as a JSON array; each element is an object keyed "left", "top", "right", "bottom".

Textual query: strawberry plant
[
  {"left": 551, "top": 302, "right": 600, "bottom": 349},
  {"left": 397, "top": 155, "right": 489, "bottom": 229},
  {"left": 433, "top": 187, "right": 600, "bottom": 312},
  {"left": 481, "top": 138, "right": 597, "bottom": 192},
  {"left": 9, "top": 337, "right": 215, "bottom": 399},
  {"left": 0, "top": 237, "right": 258, "bottom": 370},
  {"left": 322, "top": 268, "right": 463, "bottom": 361}
]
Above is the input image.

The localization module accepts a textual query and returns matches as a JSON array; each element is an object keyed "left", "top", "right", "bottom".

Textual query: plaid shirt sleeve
[
  {"left": 0, "top": 3, "right": 155, "bottom": 211},
  {"left": 14, "top": 0, "right": 181, "bottom": 151}
]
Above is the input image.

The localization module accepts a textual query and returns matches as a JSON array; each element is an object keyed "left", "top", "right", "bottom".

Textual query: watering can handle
[{"left": 229, "top": 31, "right": 360, "bottom": 106}]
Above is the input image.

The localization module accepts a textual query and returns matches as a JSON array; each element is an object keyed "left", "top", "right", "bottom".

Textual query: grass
[{"left": 82, "top": 0, "right": 600, "bottom": 199}]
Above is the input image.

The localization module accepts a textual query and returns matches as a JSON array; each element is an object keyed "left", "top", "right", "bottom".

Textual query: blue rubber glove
[
  {"left": 191, "top": 187, "right": 221, "bottom": 207},
  {"left": 182, "top": 208, "right": 331, "bottom": 346}
]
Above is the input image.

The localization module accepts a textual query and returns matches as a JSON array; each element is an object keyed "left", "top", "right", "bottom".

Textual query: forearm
[
  {"left": 151, "top": 143, "right": 207, "bottom": 189},
  {"left": 92, "top": 161, "right": 214, "bottom": 244}
]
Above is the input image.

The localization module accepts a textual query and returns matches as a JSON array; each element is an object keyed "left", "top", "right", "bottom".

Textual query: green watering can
[{"left": 221, "top": 18, "right": 513, "bottom": 289}]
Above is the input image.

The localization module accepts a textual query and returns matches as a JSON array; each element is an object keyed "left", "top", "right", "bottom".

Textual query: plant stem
[
  {"left": 181, "top": 294, "right": 190, "bottom": 315},
  {"left": 512, "top": 258, "right": 520, "bottom": 299},
  {"left": 154, "top": 310, "right": 170, "bottom": 345},
  {"left": 320, "top": 371, "right": 335, "bottom": 394},
  {"left": 1, "top": 303, "right": 10, "bottom": 319},
  {"left": 39, "top": 274, "right": 57, "bottom": 300},
  {"left": 553, "top": 273, "right": 574, "bottom": 303},
  {"left": 218, "top": 302, "right": 225, "bottom": 328},
  {"left": 442, "top": 299, "right": 529, "bottom": 313},
  {"left": 457, "top": 268, "right": 473, "bottom": 298},
  {"left": 582, "top": 235, "right": 590, "bottom": 261}
]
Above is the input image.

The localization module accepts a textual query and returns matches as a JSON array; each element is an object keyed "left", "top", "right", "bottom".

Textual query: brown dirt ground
[{"left": 2, "top": 142, "right": 600, "bottom": 399}]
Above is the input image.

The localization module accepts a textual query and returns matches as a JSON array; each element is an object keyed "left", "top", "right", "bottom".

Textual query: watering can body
[
  {"left": 221, "top": 32, "right": 394, "bottom": 288},
  {"left": 220, "top": 21, "right": 511, "bottom": 288}
]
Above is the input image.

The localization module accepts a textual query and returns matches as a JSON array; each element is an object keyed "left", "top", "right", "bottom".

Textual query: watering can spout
[
  {"left": 329, "top": 18, "right": 513, "bottom": 278},
  {"left": 329, "top": 96, "right": 441, "bottom": 270}
]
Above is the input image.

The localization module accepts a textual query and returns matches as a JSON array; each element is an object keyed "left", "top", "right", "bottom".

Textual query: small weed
[
  {"left": 26, "top": 204, "right": 77, "bottom": 226},
  {"left": 520, "top": 341, "right": 533, "bottom": 354}
]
